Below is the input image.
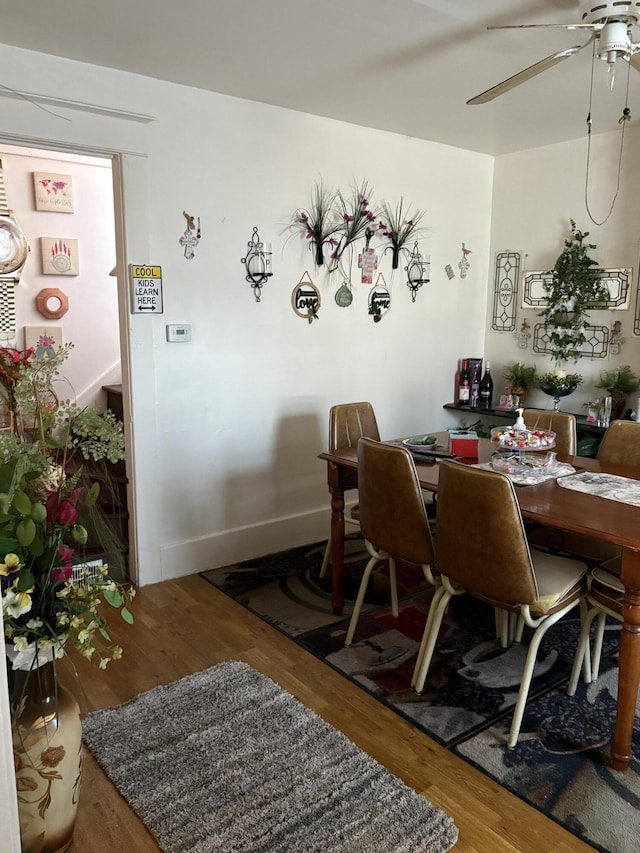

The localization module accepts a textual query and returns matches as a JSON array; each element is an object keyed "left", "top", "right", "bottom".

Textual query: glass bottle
[
  {"left": 479, "top": 361, "right": 494, "bottom": 410},
  {"left": 457, "top": 359, "right": 471, "bottom": 405}
]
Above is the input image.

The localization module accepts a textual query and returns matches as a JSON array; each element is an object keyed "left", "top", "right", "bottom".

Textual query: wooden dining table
[{"left": 319, "top": 434, "right": 640, "bottom": 772}]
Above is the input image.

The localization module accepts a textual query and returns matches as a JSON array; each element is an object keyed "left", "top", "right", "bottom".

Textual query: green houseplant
[
  {"left": 596, "top": 364, "right": 639, "bottom": 420},
  {"left": 503, "top": 362, "right": 538, "bottom": 405}
]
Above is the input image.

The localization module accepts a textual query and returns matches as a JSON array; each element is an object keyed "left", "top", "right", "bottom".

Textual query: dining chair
[
  {"left": 567, "top": 557, "right": 624, "bottom": 696},
  {"left": 523, "top": 409, "right": 576, "bottom": 459},
  {"left": 344, "top": 437, "right": 440, "bottom": 646},
  {"left": 319, "top": 402, "right": 380, "bottom": 578},
  {"left": 598, "top": 419, "right": 640, "bottom": 468},
  {"left": 412, "top": 459, "right": 588, "bottom": 748}
]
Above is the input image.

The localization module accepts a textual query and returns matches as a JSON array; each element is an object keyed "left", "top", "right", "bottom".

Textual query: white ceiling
[{"left": 1, "top": 0, "right": 639, "bottom": 155}]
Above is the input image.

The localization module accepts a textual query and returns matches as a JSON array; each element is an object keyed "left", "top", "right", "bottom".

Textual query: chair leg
[
  {"left": 389, "top": 558, "right": 398, "bottom": 618},
  {"left": 508, "top": 603, "right": 577, "bottom": 748},
  {"left": 412, "top": 588, "right": 452, "bottom": 694},
  {"left": 591, "top": 611, "right": 607, "bottom": 681},
  {"left": 567, "top": 604, "right": 599, "bottom": 696},
  {"left": 344, "top": 555, "right": 382, "bottom": 646}
]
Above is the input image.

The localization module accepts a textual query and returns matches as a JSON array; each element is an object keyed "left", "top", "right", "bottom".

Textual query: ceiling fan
[{"left": 468, "top": 0, "right": 640, "bottom": 104}]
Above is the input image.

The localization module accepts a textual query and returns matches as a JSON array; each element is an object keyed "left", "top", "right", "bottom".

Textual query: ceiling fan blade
[
  {"left": 488, "top": 23, "right": 602, "bottom": 30},
  {"left": 467, "top": 44, "right": 588, "bottom": 105}
]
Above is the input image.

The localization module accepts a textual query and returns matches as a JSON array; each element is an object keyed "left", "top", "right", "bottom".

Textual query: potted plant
[
  {"left": 503, "top": 362, "right": 537, "bottom": 406},
  {"left": 538, "top": 220, "right": 609, "bottom": 366},
  {"left": 1, "top": 342, "right": 134, "bottom": 853},
  {"left": 595, "top": 364, "right": 639, "bottom": 420}
]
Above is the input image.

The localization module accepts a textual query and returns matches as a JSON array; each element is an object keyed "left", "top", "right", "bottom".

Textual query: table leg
[
  {"left": 329, "top": 484, "right": 345, "bottom": 615},
  {"left": 611, "top": 548, "right": 640, "bottom": 771}
]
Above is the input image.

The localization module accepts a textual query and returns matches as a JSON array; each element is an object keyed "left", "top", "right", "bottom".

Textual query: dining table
[{"left": 318, "top": 432, "right": 640, "bottom": 772}]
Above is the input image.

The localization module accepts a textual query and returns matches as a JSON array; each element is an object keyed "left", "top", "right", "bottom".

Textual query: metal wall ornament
[
  {"left": 404, "top": 241, "right": 430, "bottom": 302},
  {"left": 514, "top": 317, "right": 531, "bottom": 349},
  {"left": 291, "top": 271, "right": 320, "bottom": 323},
  {"left": 522, "top": 268, "right": 631, "bottom": 310},
  {"left": 179, "top": 210, "right": 201, "bottom": 260},
  {"left": 368, "top": 276, "right": 391, "bottom": 323},
  {"left": 241, "top": 226, "right": 273, "bottom": 302},
  {"left": 533, "top": 322, "right": 608, "bottom": 359},
  {"left": 458, "top": 243, "right": 472, "bottom": 278},
  {"left": 609, "top": 320, "right": 624, "bottom": 355},
  {"left": 491, "top": 250, "right": 521, "bottom": 332},
  {"left": 335, "top": 282, "right": 353, "bottom": 307}
]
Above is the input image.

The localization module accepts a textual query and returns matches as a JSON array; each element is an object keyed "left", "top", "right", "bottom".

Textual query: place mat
[
  {"left": 558, "top": 471, "right": 640, "bottom": 507},
  {"left": 474, "top": 459, "right": 576, "bottom": 487}
]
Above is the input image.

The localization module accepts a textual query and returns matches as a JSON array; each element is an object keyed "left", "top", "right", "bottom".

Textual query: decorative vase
[
  {"left": 313, "top": 240, "right": 324, "bottom": 267},
  {"left": 391, "top": 245, "right": 401, "bottom": 270},
  {"left": 539, "top": 380, "right": 578, "bottom": 412},
  {"left": 10, "top": 660, "right": 82, "bottom": 853}
]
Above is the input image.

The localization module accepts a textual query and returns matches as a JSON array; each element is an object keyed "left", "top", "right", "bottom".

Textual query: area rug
[
  {"left": 200, "top": 544, "right": 640, "bottom": 853},
  {"left": 82, "top": 660, "right": 458, "bottom": 853}
]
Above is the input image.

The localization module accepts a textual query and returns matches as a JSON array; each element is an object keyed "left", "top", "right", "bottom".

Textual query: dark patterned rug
[{"left": 200, "top": 541, "right": 640, "bottom": 853}]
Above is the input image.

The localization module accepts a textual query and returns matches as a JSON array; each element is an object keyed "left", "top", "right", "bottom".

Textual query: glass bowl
[{"left": 490, "top": 425, "right": 556, "bottom": 451}]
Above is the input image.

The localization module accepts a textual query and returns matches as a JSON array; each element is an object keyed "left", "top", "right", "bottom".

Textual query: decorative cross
[{"left": 358, "top": 247, "right": 378, "bottom": 284}]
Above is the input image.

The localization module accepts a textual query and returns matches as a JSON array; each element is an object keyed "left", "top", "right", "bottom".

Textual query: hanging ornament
[
  {"left": 368, "top": 275, "right": 390, "bottom": 323},
  {"left": 404, "top": 241, "right": 430, "bottom": 302},
  {"left": 291, "top": 271, "right": 320, "bottom": 323},
  {"left": 335, "top": 282, "right": 353, "bottom": 307},
  {"left": 459, "top": 243, "right": 472, "bottom": 278},
  {"left": 444, "top": 264, "right": 455, "bottom": 280},
  {"left": 179, "top": 210, "right": 201, "bottom": 259},
  {"left": 609, "top": 320, "right": 623, "bottom": 355},
  {"left": 357, "top": 227, "right": 378, "bottom": 284},
  {"left": 514, "top": 317, "right": 532, "bottom": 350}
]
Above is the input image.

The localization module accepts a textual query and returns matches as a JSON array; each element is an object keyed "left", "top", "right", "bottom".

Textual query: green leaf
[
  {"left": 120, "top": 607, "right": 134, "bottom": 624},
  {"left": 99, "top": 627, "right": 112, "bottom": 641},
  {"left": 16, "top": 570, "right": 35, "bottom": 591},
  {"left": 28, "top": 538, "right": 45, "bottom": 557},
  {"left": 16, "top": 517, "right": 36, "bottom": 546},
  {"left": 12, "top": 491, "right": 32, "bottom": 517},
  {"left": 103, "top": 587, "right": 123, "bottom": 608}
]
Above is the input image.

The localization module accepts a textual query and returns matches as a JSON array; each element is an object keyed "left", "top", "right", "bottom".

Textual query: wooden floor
[{"left": 64, "top": 574, "right": 594, "bottom": 852}]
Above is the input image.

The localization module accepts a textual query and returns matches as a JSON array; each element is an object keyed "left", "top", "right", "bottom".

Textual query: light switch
[{"left": 166, "top": 323, "right": 192, "bottom": 342}]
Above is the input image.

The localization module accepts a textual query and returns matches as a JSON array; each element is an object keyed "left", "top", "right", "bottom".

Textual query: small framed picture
[
  {"left": 24, "top": 325, "right": 64, "bottom": 358},
  {"left": 41, "top": 237, "right": 80, "bottom": 276},
  {"left": 33, "top": 172, "right": 74, "bottom": 213}
]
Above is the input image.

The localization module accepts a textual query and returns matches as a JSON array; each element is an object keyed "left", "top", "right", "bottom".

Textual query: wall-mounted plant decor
[
  {"left": 291, "top": 272, "right": 320, "bottom": 323},
  {"left": 377, "top": 198, "right": 424, "bottom": 269},
  {"left": 288, "top": 180, "right": 377, "bottom": 272},
  {"left": 532, "top": 322, "right": 608, "bottom": 359},
  {"left": 241, "top": 226, "right": 272, "bottom": 302},
  {"left": 368, "top": 277, "right": 390, "bottom": 323},
  {"left": 523, "top": 268, "right": 631, "bottom": 310},
  {"left": 491, "top": 250, "right": 521, "bottom": 332}
]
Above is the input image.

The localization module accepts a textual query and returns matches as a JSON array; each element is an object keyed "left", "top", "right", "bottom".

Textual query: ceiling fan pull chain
[{"left": 584, "top": 49, "right": 630, "bottom": 226}]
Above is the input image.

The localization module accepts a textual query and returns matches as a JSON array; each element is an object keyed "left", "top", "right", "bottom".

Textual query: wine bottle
[
  {"left": 479, "top": 361, "right": 494, "bottom": 410},
  {"left": 458, "top": 359, "right": 471, "bottom": 405}
]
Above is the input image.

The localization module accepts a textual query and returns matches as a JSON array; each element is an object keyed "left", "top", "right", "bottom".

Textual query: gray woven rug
[{"left": 82, "top": 661, "right": 458, "bottom": 853}]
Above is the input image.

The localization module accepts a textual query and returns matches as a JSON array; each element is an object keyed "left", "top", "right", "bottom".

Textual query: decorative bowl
[
  {"left": 402, "top": 436, "right": 440, "bottom": 453},
  {"left": 490, "top": 425, "right": 555, "bottom": 451}
]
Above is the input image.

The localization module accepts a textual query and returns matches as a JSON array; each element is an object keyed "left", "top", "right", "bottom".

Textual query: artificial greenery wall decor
[{"left": 538, "top": 220, "right": 609, "bottom": 365}]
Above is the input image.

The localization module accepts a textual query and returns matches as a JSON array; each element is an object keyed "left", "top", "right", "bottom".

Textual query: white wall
[
  {"left": 1, "top": 144, "right": 120, "bottom": 409},
  {"left": 485, "top": 126, "right": 640, "bottom": 414},
  {"left": 0, "top": 44, "right": 494, "bottom": 588}
]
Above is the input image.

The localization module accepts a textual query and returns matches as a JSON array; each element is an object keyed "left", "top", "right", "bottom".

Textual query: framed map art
[{"left": 33, "top": 172, "right": 74, "bottom": 213}]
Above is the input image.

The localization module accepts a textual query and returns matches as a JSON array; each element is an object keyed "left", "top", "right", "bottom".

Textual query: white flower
[
  {"left": 13, "top": 635, "right": 29, "bottom": 652},
  {"left": 2, "top": 589, "right": 33, "bottom": 619},
  {"left": 26, "top": 618, "right": 43, "bottom": 630}
]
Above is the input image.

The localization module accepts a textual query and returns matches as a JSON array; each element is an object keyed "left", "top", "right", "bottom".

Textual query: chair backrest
[
  {"left": 357, "top": 437, "right": 435, "bottom": 567},
  {"left": 523, "top": 409, "right": 576, "bottom": 458},
  {"left": 598, "top": 419, "right": 640, "bottom": 468},
  {"left": 436, "top": 460, "right": 538, "bottom": 607},
  {"left": 329, "top": 402, "right": 380, "bottom": 452}
]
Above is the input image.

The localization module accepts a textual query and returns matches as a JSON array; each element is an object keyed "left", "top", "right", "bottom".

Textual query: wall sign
[
  {"left": 368, "top": 280, "right": 390, "bottom": 323},
  {"left": 291, "top": 272, "right": 320, "bottom": 322},
  {"left": 129, "top": 264, "right": 164, "bottom": 314}
]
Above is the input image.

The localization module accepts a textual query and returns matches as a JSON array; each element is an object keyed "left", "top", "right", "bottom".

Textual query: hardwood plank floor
[{"left": 64, "top": 574, "right": 594, "bottom": 852}]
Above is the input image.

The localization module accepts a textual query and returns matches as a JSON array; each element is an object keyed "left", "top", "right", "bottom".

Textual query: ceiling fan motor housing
[{"left": 579, "top": 1, "right": 640, "bottom": 25}]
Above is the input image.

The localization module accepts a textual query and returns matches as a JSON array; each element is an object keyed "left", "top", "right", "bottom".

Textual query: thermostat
[{"left": 166, "top": 323, "right": 191, "bottom": 342}]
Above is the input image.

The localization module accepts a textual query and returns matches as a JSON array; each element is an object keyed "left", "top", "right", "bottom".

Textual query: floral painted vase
[{"left": 10, "top": 661, "right": 82, "bottom": 853}]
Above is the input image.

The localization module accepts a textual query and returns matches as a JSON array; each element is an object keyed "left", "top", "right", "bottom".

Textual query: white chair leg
[
  {"left": 344, "top": 555, "right": 380, "bottom": 646},
  {"left": 567, "top": 605, "right": 598, "bottom": 696},
  {"left": 412, "top": 588, "right": 452, "bottom": 694},
  {"left": 578, "top": 597, "right": 592, "bottom": 679},
  {"left": 389, "top": 558, "right": 398, "bottom": 618},
  {"left": 513, "top": 614, "right": 525, "bottom": 644},
  {"left": 411, "top": 586, "right": 445, "bottom": 687},
  {"left": 591, "top": 611, "right": 607, "bottom": 681},
  {"left": 508, "top": 604, "right": 575, "bottom": 748}
]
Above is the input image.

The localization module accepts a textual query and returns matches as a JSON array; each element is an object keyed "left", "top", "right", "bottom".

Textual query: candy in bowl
[{"left": 490, "top": 408, "right": 555, "bottom": 451}]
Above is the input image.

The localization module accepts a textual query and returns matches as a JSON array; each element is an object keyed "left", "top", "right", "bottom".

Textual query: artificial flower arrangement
[
  {"left": 0, "top": 343, "right": 133, "bottom": 679},
  {"left": 377, "top": 198, "right": 424, "bottom": 269},
  {"left": 537, "top": 367, "right": 584, "bottom": 393}
]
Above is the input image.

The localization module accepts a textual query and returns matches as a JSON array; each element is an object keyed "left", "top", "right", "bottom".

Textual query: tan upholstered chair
[
  {"left": 412, "top": 460, "right": 588, "bottom": 748},
  {"left": 568, "top": 558, "right": 625, "bottom": 696},
  {"left": 344, "top": 438, "right": 439, "bottom": 646},
  {"left": 319, "top": 402, "right": 380, "bottom": 578},
  {"left": 523, "top": 409, "right": 576, "bottom": 459},
  {"left": 598, "top": 419, "right": 640, "bottom": 468}
]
